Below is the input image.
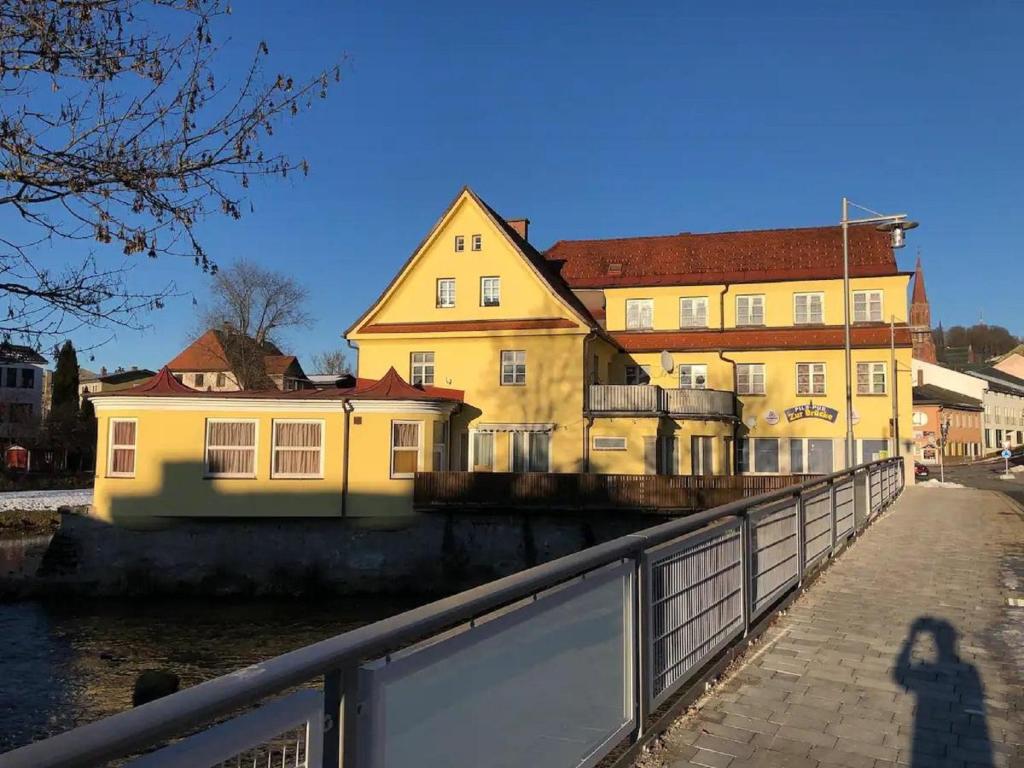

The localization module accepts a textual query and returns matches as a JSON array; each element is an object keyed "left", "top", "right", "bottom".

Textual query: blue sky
[{"left": 50, "top": 0, "right": 1024, "bottom": 371}]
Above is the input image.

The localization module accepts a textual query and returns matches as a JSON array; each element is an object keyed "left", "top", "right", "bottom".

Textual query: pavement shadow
[{"left": 894, "top": 616, "right": 993, "bottom": 767}]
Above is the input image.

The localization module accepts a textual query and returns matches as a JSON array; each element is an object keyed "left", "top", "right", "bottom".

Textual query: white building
[
  {"left": 0, "top": 343, "right": 47, "bottom": 446},
  {"left": 964, "top": 365, "right": 1024, "bottom": 451}
]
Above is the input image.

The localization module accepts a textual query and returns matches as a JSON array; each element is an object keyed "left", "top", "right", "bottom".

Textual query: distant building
[
  {"left": 910, "top": 256, "right": 937, "bottom": 363},
  {"left": 79, "top": 367, "right": 156, "bottom": 401},
  {"left": 963, "top": 364, "right": 1024, "bottom": 450},
  {"left": 0, "top": 343, "right": 47, "bottom": 451},
  {"left": 911, "top": 383, "right": 983, "bottom": 463},
  {"left": 166, "top": 328, "right": 310, "bottom": 391},
  {"left": 991, "top": 344, "right": 1024, "bottom": 380}
]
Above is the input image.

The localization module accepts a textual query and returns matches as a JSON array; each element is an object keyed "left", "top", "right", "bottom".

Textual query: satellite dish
[{"left": 660, "top": 350, "right": 674, "bottom": 374}]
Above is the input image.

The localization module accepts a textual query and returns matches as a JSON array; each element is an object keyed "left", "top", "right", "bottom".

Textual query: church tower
[{"left": 910, "top": 254, "right": 937, "bottom": 363}]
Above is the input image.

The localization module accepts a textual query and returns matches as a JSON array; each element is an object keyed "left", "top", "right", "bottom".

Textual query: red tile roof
[
  {"left": 911, "top": 255, "right": 928, "bottom": 305},
  {"left": 544, "top": 224, "right": 901, "bottom": 288},
  {"left": 345, "top": 367, "right": 464, "bottom": 401},
  {"left": 360, "top": 318, "right": 579, "bottom": 334},
  {"left": 263, "top": 355, "right": 298, "bottom": 376},
  {"left": 611, "top": 325, "right": 913, "bottom": 353},
  {"left": 165, "top": 329, "right": 232, "bottom": 371}
]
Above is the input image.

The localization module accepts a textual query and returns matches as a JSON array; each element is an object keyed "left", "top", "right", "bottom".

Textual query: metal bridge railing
[{"left": 0, "top": 458, "right": 905, "bottom": 768}]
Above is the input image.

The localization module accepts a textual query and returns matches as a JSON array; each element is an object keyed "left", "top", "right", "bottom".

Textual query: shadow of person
[{"left": 894, "top": 617, "right": 993, "bottom": 767}]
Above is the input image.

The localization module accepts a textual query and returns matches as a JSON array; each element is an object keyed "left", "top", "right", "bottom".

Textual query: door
[{"left": 691, "top": 436, "right": 713, "bottom": 476}]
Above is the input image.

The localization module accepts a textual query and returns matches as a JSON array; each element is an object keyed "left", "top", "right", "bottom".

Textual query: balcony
[{"left": 587, "top": 384, "right": 738, "bottom": 419}]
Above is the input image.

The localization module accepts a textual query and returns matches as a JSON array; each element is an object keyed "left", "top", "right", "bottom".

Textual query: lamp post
[{"left": 841, "top": 198, "right": 918, "bottom": 468}]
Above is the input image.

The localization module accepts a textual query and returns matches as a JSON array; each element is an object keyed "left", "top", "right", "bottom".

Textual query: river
[{"left": 0, "top": 595, "right": 417, "bottom": 753}]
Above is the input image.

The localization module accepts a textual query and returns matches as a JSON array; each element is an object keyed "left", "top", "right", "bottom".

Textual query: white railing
[
  {"left": 587, "top": 385, "right": 736, "bottom": 418},
  {"left": 0, "top": 458, "right": 905, "bottom": 768}
]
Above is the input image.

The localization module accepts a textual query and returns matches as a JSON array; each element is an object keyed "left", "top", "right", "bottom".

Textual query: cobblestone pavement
[{"left": 640, "top": 486, "right": 1024, "bottom": 768}]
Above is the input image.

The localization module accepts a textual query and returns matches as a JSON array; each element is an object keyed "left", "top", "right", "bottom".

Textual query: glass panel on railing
[{"left": 355, "top": 561, "right": 634, "bottom": 768}]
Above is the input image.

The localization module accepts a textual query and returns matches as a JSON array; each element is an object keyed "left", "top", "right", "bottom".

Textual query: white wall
[{"left": 912, "top": 359, "right": 986, "bottom": 399}]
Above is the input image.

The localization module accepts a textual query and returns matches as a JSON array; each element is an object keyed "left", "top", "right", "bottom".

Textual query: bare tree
[
  {"left": 200, "top": 259, "right": 310, "bottom": 345},
  {"left": 311, "top": 349, "right": 349, "bottom": 376},
  {"left": 1, "top": 0, "right": 341, "bottom": 346}
]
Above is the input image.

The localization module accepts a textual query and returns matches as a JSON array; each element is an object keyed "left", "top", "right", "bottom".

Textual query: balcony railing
[{"left": 588, "top": 384, "right": 737, "bottom": 418}]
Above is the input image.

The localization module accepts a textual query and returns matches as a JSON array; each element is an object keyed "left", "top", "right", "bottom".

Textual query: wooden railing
[
  {"left": 587, "top": 385, "right": 737, "bottom": 419},
  {"left": 414, "top": 471, "right": 819, "bottom": 512}
]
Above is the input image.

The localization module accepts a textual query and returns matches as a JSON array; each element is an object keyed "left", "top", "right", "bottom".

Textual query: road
[{"left": 942, "top": 455, "right": 1024, "bottom": 508}]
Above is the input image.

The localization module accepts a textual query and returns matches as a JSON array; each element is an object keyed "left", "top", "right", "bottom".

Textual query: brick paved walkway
[{"left": 641, "top": 486, "right": 1024, "bottom": 768}]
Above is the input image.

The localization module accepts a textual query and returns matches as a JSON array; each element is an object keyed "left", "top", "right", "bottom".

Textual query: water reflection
[{"left": 0, "top": 596, "right": 415, "bottom": 752}]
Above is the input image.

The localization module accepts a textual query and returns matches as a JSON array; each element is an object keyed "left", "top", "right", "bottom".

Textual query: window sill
[
  {"left": 271, "top": 475, "right": 324, "bottom": 480},
  {"left": 390, "top": 474, "right": 415, "bottom": 480},
  {"left": 106, "top": 474, "right": 136, "bottom": 479},
  {"left": 856, "top": 393, "right": 888, "bottom": 397}
]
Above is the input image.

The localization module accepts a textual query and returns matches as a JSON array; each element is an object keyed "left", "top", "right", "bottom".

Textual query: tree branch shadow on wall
[{"left": 893, "top": 616, "right": 993, "bottom": 767}]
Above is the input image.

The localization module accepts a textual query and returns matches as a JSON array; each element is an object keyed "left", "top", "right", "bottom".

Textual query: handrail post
[
  {"left": 828, "top": 479, "right": 837, "bottom": 555},
  {"left": 633, "top": 545, "right": 650, "bottom": 743},
  {"left": 796, "top": 491, "right": 806, "bottom": 586},
  {"left": 341, "top": 666, "right": 360, "bottom": 768},
  {"left": 740, "top": 512, "right": 752, "bottom": 636},
  {"left": 322, "top": 669, "right": 342, "bottom": 768}
]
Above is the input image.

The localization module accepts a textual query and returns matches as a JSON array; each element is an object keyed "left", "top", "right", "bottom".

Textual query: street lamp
[{"left": 841, "top": 198, "right": 918, "bottom": 468}]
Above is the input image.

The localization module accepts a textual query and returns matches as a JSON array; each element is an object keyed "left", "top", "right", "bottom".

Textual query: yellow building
[{"left": 90, "top": 187, "right": 914, "bottom": 523}]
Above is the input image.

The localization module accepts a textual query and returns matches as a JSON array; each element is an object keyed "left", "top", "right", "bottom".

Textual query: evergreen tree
[
  {"left": 77, "top": 398, "right": 98, "bottom": 471},
  {"left": 51, "top": 341, "right": 81, "bottom": 417}
]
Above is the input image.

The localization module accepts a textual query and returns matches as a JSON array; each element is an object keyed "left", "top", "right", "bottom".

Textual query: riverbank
[
  {"left": 1, "top": 508, "right": 665, "bottom": 599},
  {"left": 0, "top": 509, "right": 60, "bottom": 537}
]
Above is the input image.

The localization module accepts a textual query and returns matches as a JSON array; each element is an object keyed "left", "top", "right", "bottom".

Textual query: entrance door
[{"left": 691, "top": 436, "right": 713, "bottom": 475}]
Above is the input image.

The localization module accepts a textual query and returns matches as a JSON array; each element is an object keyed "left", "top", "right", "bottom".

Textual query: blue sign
[{"left": 1002, "top": 449, "right": 1012, "bottom": 459}]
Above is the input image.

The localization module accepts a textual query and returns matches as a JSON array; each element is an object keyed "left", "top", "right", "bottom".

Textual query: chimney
[{"left": 507, "top": 218, "right": 530, "bottom": 242}]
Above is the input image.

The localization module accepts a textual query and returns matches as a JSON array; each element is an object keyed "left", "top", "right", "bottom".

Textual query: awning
[{"left": 474, "top": 423, "right": 555, "bottom": 433}]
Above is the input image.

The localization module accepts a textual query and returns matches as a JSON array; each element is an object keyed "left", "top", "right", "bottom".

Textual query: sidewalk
[{"left": 640, "top": 486, "right": 1024, "bottom": 768}]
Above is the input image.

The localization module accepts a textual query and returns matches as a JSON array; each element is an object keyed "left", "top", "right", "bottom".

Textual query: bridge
[{"left": 2, "top": 458, "right": 1021, "bottom": 768}]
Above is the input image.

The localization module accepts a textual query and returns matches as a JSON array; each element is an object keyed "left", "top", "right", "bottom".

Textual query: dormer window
[
  {"left": 454, "top": 235, "right": 465, "bottom": 252},
  {"left": 471, "top": 234, "right": 482, "bottom": 251},
  {"left": 607, "top": 262, "right": 623, "bottom": 276}
]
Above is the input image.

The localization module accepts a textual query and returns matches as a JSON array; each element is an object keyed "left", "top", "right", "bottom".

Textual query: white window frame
[
  {"left": 436, "top": 278, "right": 456, "bottom": 308},
  {"left": 625, "top": 365, "right": 651, "bottom": 385},
  {"left": 410, "top": 352, "right": 435, "bottom": 386},
  {"left": 678, "top": 364, "right": 708, "bottom": 389},
  {"left": 509, "top": 431, "right": 552, "bottom": 473},
  {"left": 454, "top": 235, "right": 465, "bottom": 252},
  {"left": 107, "top": 418, "right": 138, "bottom": 478},
  {"left": 679, "top": 297, "right": 708, "bottom": 329},
  {"left": 203, "top": 418, "right": 259, "bottom": 479},
  {"left": 856, "top": 361, "right": 887, "bottom": 395},
  {"left": 853, "top": 290, "right": 884, "bottom": 323},
  {"left": 471, "top": 234, "right": 482, "bottom": 251},
  {"left": 793, "top": 292, "right": 824, "bottom": 325},
  {"left": 468, "top": 429, "right": 495, "bottom": 472},
  {"left": 390, "top": 420, "right": 422, "bottom": 479},
  {"left": 481, "top": 276, "right": 501, "bottom": 307},
  {"left": 736, "top": 294, "right": 765, "bottom": 326},
  {"left": 796, "top": 362, "right": 826, "bottom": 396},
  {"left": 500, "top": 350, "right": 526, "bottom": 386},
  {"left": 593, "top": 436, "right": 628, "bottom": 451},
  {"left": 625, "top": 298, "right": 654, "bottom": 330},
  {"left": 736, "top": 363, "right": 766, "bottom": 395},
  {"left": 271, "top": 419, "right": 325, "bottom": 479}
]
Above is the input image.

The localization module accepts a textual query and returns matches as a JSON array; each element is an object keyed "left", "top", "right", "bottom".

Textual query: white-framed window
[
  {"left": 679, "top": 364, "right": 708, "bottom": 389},
  {"left": 481, "top": 276, "right": 501, "bottom": 307},
  {"left": 454, "top": 235, "right": 465, "bottom": 252},
  {"left": 471, "top": 234, "right": 482, "bottom": 251},
  {"left": 107, "top": 418, "right": 137, "bottom": 478},
  {"left": 856, "top": 362, "right": 887, "bottom": 394},
  {"left": 736, "top": 294, "right": 765, "bottom": 326},
  {"left": 471, "top": 431, "right": 495, "bottom": 472},
  {"left": 853, "top": 290, "right": 883, "bottom": 323},
  {"left": 593, "top": 436, "right": 627, "bottom": 451},
  {"left": 625, "top": 365, "right": 651, "bottom": 385},
  {"left": 679, "top": 297, "right": 708, "bottom": 328},
  {"left": 793, "top": 292, "right": 824, "bottom": 325},
  {"left": 691, "top": 435, "right": 713, "bottom": 475},
  {"left": 752, "top": 438, "right": 780, "bottom": 473},
  {"left": 204, "top": 419, "right": 257, "bottom": 478},
  {"left": 500, "top": 350, "right": 526, "bottom": 385},
  {"left": 390, "top": 420, "right": 421, "bottom": 479},
  {"left": 736, "top": 363, "right": 765, "bottom": 395},
  {"left": 271, "top": 420, "right": 324, "bottom": 479},
  {"left": 511, "top": 431, "right": 551, "bottom": 472},
  {"left": 436, "top": 278, "right": 456, "bottom": 308},
  {"left": 625, "top": 299, "right": 654, "bottom": 330},
  {"left": 410, "top": 352, "right": 435, "bottom": 386},
  {"left": 796, "top": 362, "right": 826, "bottom": 395}
]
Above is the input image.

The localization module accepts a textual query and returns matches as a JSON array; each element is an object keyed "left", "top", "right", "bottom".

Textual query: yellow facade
[{"left": 91, "top": 187, "right": 915, "bottom": 523}]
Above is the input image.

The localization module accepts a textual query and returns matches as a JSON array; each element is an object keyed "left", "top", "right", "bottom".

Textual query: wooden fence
[{"left": 413, "top": 471, "right": 820, "bottom": 512}]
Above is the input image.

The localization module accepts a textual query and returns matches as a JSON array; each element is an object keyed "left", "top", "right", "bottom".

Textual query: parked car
[{"left": 914, "top": 462, "right": 930, "bottom": 479}]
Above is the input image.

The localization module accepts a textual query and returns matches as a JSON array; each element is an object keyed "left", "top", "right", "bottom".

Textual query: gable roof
[
  {"left": 345, "top": 187, "right": 599, "bottom": 337},
  {"left": 912, "top": 383, "right": 983, "bottom": 410},
  {"left": 543, "top": 223, "right": 901, "bottom": 288},
  {"left": 992, "top": 343, "right": 1024, "bottom": 364},
  {"left": 963, "top": 364, "right": 1024, "bottom": 395}
]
